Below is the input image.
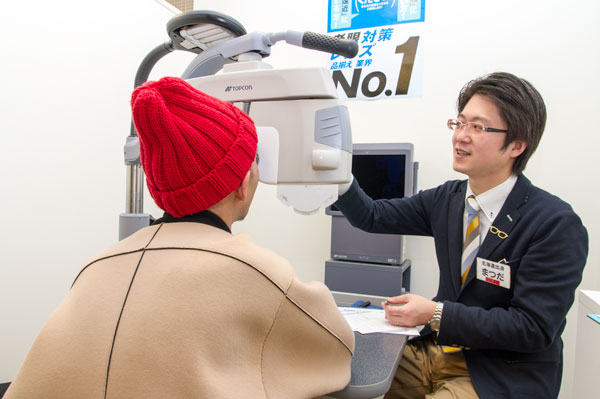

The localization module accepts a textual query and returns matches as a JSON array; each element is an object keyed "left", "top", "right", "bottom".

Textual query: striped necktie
[
  {"left": 461, "top": 195, "right": 480, "bottom": 285},
  {"left": 440, "top": 196, "right": 480, "bottom": 354}
]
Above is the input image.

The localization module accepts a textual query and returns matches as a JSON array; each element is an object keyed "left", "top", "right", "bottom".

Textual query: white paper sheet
[{"left": 338, "top": 307, "right": 420, "bottom": 336}]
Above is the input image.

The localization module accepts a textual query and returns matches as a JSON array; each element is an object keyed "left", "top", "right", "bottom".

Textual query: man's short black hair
[{"left": 457, "top": 72, "right": 547, "bottom": 175}]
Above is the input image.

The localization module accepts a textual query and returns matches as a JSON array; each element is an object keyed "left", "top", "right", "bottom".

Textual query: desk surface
[{"left": 330, "top": 332, "right": 407, "bottom": 399}]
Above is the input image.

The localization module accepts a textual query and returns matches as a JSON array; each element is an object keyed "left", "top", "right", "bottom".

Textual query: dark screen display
[{"left": 331, "top": 154, "right": 406, "bottom": 211}]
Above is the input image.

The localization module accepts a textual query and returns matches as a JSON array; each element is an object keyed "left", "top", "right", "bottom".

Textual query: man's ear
[
  {"left": 510, "top": 140, "right": 527, "bottom": 159},
  {"left": 235, "top": 170, "right": 252, "bottom": 202}
]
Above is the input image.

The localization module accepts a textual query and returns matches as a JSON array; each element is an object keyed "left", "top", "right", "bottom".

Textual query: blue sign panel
[{"left": 328, "top": 0, "right": 425, "bottom": 32}]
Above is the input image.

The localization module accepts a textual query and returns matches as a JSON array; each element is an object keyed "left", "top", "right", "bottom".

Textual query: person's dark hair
[{"left": 457, "top": 72, "right": 547, "bottom": 175}]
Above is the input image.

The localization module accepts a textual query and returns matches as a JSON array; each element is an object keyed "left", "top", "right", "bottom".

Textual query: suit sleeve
[
  {"left": 334, "top": 178, "right": 445, "bottom": 236},
  {"left": 438, "top": 207, "right": 588, "bottom": 353}
]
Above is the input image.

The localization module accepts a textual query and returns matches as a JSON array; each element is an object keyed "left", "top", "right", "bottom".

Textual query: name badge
[{"left": 476, "top": 258, "right": 511, "bottom": 289}]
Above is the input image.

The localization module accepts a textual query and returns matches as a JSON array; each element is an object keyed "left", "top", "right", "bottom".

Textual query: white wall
[
  {"left": 0, "top": 0, "right": 197, "bottom": 382},
  {"left": 1, "top": 1, "right": 598, "bottom": 398}
]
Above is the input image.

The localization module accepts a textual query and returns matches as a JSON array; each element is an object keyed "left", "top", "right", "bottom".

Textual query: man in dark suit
[{"left": 334, "top": 72, "right": 588, "bottom": 399}]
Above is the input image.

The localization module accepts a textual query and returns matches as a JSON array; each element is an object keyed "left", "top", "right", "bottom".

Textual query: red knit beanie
[{"left": 131, "top": 77, "right": 257, "bottom": 218}]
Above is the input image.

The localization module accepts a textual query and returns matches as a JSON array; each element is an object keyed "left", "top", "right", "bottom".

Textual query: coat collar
[
  {"left": 448, "top": 183, "right": 467, "bottom": 295},
  {"left": 153, "top": 210, "right": 231, "bottom": 233}
]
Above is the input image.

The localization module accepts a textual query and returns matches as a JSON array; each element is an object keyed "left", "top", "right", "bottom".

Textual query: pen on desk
[
  {"left": 384, "top": 300, "right": 404, "bottom": 306},
  {"left": 358, "top": 301, "right": 371, "bottom": 308}
]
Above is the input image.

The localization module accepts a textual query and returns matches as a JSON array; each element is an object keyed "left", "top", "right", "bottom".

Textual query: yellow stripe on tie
[
  {"left": 461, "top": 195, "right": 481, "bottom": 286},
  {"left": 465, "top": 217, "right": 479, "bottom": 238},
  {"left": 461, "top": 265, "right": 471, "bottom": 285},
  {"left": 442, "top": 346, "right": 462, "bottom": 353}
]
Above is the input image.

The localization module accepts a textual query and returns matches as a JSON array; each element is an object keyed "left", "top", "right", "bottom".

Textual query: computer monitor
[{"left": 327, "top": 143, "right": 416, "bottom": 265}]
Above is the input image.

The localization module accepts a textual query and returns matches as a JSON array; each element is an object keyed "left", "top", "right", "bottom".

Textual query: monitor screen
[{"left": 354, "top": 153, "right": 406, "bottom": 200}]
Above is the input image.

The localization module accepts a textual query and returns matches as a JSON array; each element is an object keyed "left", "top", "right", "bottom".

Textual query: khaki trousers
[{"left": 384, "top": 337, "right": 479, "bottom": 399}]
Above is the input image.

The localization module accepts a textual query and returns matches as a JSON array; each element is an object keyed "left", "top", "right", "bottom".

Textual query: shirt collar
[{"left": 466, "top": 175, "right": 518, "bottom": 223}]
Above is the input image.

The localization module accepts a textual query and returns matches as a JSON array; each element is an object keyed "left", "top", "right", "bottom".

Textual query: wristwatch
[{"left": 428, "top": 302, "right": 444, "bottom": 332}]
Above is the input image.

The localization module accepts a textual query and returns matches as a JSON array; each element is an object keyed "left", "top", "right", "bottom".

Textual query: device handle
[{"left": 302, "top": 31, "right": 358, "bottom": 58}]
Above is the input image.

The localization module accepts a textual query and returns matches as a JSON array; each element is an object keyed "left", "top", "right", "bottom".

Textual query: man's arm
[{"left": 334, "top": 177, "right": 442, "bottom": 237}]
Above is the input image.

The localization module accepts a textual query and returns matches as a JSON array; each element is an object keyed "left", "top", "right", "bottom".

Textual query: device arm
[
  {"left": 267, "top": 31, "right": 358, "bottom": 59},
  {"left": 182, "top": 30, "right": 358, "bottom": 79}
]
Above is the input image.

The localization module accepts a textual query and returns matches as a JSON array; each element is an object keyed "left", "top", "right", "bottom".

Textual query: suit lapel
[
  {"left": 448, "top": 182, "right": 467, "bottom": 297},
  {"left": 461, "top": 175, "right": 531, "bottom": 289}
]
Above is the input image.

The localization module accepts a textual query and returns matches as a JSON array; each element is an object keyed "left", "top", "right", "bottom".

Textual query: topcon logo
[{"left": 225, "top": 85, "right": 253, "bottom": 92}]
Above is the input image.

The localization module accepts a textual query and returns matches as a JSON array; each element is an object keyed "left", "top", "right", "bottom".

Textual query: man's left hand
[{"left": 381, "top": 294, "right": 437, "bottom": 327}]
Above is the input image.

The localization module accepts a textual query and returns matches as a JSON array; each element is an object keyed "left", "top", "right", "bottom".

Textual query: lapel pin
[{"left": 489, "top": 225, "right": 508, "bottom": 239}]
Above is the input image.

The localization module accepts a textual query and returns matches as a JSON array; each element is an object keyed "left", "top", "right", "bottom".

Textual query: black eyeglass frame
[{"left": 447, "top": 119, "right": 508, "bottom": 133}]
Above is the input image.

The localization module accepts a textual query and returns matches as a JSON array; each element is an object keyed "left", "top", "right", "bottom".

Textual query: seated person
[
  {"left": 334, "top": 72, "right": 588, "bottom": 399},
  {"left": 6, "top": 77, "right": 354, "bottom": 399}
]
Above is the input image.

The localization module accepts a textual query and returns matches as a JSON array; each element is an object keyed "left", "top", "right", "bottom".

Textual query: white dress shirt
[{"left": 464, "top": 175, "right": 518, "bottom": 245}]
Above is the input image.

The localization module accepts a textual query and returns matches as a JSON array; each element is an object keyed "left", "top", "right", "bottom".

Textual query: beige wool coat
[{"left": 7, "top": 222, "right": 355, "bottom": 399}]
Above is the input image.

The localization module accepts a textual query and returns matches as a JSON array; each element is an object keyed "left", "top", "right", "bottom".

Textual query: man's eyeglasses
[{"left": 447, "top": 119, "right": 508, "bottom": 134}]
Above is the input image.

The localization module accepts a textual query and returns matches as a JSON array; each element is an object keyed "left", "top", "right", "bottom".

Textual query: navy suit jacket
[{"left": 334, "top": 175, "right": 588, "bottom": 399}]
